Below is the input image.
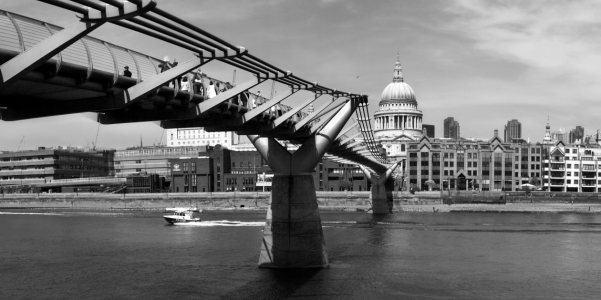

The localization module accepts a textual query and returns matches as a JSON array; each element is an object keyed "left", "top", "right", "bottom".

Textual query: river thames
[{"left": 1, "top": 209, "right": 601, "bottom": 299}]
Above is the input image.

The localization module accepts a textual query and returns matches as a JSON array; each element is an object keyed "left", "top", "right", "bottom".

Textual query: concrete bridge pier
[
  {"left": 248, "top": 97, "right": 360, "bottom": 268},
  {"left": 359, "top": 160, "right": 404, "bottom": 214}
]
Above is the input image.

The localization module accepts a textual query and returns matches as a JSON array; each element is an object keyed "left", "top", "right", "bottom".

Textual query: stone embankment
[
  {"left": 0, "top": 191, "right": 440, "bottom": 210},
  {"left": 2, "top": 191, "right": 601, "bottom": 213}
]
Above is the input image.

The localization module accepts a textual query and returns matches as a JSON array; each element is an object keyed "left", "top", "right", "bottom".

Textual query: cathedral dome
[
  {"left": 378, "top": 55, "right": 416, "bottom": 106},
  {"left": 380, "top": 81, "right": 416, "bottom": 103}
]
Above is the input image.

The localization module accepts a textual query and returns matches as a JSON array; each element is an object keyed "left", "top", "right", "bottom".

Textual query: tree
[
  {"left": 424, "top": 179, "right": 436, "bottom": 191},
  {"left": 339, "top": 180, "right": 352, "bottom": 191},
  {"left": 529, "top": 177, "right": 541, "bottom": 186}
]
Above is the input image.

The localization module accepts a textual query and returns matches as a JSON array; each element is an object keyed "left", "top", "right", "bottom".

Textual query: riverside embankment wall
[
  {"left": 4, "top": 191, "right": 598, "bottom": 209},
  {"left": 0, "top": 191, "right": 442, "bottom": 209},
  {"left": 442, "top": 191, "right": 601, "bottom": 204}
]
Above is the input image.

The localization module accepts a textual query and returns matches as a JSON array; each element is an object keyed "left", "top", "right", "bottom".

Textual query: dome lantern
[{"left": 393, "top": 52, "right": 403, "bottom": 83}]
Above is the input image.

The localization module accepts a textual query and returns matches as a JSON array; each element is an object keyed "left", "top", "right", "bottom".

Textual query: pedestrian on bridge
[
  {"left": 122, "top": 66, "right": 132, "bottom": 78},
  {"left": 207, "top": 81, "right": 217, "bottom": 99},
  {"left": 180, "top": 76, "right": 190, "bottom": 91},
  {"left": 193, "top": 68, "right": 203, "bottom": 95}
]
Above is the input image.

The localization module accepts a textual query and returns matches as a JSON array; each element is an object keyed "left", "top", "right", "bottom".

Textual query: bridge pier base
[
  {"left": 258, "top": 174, "right": 328, "bottom": 268},
  {"left": 369, "top": 177, "right": 396, "bottom": 214},
  {"left": 360, "top": 160, "right": 404, "bottom": 215}
]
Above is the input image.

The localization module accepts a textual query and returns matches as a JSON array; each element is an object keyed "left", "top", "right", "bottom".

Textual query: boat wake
[
  {"left": 172, "top": 220, "right": 265, "bottom": 227},
  {"left": 0, "top": 212, "right": 64, "bottom": 216}
]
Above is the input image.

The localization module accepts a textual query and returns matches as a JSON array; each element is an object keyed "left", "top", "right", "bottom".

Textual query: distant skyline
[{"left": 1, "top": 0, "right": 601, "bottom": 150}]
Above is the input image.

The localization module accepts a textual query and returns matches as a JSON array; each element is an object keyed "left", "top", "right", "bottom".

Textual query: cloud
[
  {"left": 426, "top": 0, "right": 601, "bottom": 140},
  {"left": 443, "top": 0, "right": 601, "bottom": 93}
]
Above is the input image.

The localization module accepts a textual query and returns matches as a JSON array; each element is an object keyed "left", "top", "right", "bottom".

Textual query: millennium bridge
[{"left": 0, "top": 0, "right": 405, "bottom": 268}]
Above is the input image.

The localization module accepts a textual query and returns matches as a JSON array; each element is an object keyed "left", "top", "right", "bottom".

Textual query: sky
[{"left": 2, "top": 0, "right": 601, "bottom": 150}]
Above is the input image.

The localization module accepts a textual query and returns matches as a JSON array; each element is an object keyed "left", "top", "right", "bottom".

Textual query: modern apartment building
[{"left": 543, "top": 141, "right": 601, "bottom": 192}]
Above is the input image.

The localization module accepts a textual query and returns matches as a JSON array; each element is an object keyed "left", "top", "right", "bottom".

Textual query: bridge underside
[{"left": 0, "top": 50, "right": 318, "bottom": 141}]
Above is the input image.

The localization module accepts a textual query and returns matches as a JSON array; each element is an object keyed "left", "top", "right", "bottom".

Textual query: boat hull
[{"left": 163, "top": 216, "right": 202, "bottom": 224}]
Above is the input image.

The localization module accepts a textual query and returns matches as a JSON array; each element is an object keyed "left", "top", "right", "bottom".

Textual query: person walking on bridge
[
  {"left": 207, "top": 81, "right": 217, "bottom": 99},
  {"left": 193, "top": 68, "right": 203, "bottom": 95},
  {"left": 122, "top": 66, "right": 132, "bottom": 77}
]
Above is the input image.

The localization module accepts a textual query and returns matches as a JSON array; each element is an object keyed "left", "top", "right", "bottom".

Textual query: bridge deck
[{"left": 0, "top": 9, "right": 305, "bottom": 135}]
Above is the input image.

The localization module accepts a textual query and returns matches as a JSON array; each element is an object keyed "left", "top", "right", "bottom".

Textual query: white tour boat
[{"left": 163, "top": 207, "right": 202, "bottom": 224}]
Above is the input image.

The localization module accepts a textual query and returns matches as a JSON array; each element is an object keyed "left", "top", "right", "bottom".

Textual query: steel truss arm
[
  {"left": 293, "top": 97, "right": 346, "bottom": 131},
  {"left": 272, "top": 94, "right": 322, "bottom": 128},
  {"left": 241, "top": 88, "right": 298, "bottom": 123}
]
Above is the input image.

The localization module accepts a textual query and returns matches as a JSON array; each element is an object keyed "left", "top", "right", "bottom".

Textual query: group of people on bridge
[{"left": 118, "top": 56, "right": 302, "bottom": 120}]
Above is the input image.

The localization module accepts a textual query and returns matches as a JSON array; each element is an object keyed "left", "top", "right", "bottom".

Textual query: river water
[{"left": 1, "top": 209, "right": 601, "bottom": 299}]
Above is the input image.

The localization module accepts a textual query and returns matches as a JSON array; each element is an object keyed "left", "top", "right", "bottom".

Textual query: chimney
[
  {"left": 494, "top": 129, "right": 498, "bottom": 138},
  {"left": 423, "top": 127, "right": 428, "bottom": 137}
]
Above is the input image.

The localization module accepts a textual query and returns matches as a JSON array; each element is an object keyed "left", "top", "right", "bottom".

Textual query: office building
[
  {"left": 443, "top": 117, "right": 460, "bottom": 139},
  {"left": 165, "top": 127, "right": 239, "bottom": 148},
  {"left": 504, "top": 119, "right": 521, "bottom": 143},
  {"left": 569, "top": 126, "right": 584, "bottom": 144},
  {"left": 407, "top": 129, "right": 544, "bottom": 192},
  {"left": 0, "top": 147, "right": 114, "bottom": 188}
]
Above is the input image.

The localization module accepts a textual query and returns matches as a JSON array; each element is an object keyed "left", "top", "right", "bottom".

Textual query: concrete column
[
  {"left": 359, "top": 160, "right": 404, "bottom": 214},
  {"left": 249, "top": 97, "right": 360, "bottom": 268}
]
